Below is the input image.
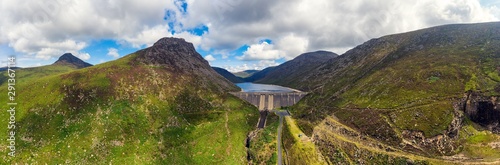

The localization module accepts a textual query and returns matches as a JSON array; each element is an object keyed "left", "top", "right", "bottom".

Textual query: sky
[{"left": 0, "top": 0, "right": 499, "bottom": 72}]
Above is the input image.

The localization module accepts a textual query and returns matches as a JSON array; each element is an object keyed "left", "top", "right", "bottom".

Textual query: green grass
[
  {"left": 0, "top": 53, "right": 259, "bottom": 164},
  {"left": 467, "top": 134, "right": 495, "bottom": 144},
  {"left": 282, "top": 116, "right": 326, "bottom": 165},
  {"left": 390, "top": 101, "right": 454, "bottom": 137},
  {"left": 465, "top": 74, "right": 478, "bottom": 91},
  {"left": 428, "top": 76, "right": 440, "bottom": 83},
  {"left": 0, "top": 64, "right": 77, "bottom": 85},
  {"left": 248, "top": 114, "right": 279, "bottom": 164}
]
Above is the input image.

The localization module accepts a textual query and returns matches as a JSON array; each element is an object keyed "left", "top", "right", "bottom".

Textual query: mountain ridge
[
  {"left": 212, "top": 67, "right": 244, "bottom": 83},
  {"left": 254, "top": 50, "right": 338, "bottom": 86},
  {"left": 234, "top": 70, "right": 260, "bottom": 78}
]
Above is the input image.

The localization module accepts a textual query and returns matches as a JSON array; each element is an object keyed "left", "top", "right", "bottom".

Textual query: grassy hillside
[
  {"left": 0, "top": 65, "right": 77, "bottom": 85},
  {"left": 286, "top": 22, "right": 500, "bottom": 162},
  {"left": 243, "top": 67, "right": 277, "bottom": 82},
  {"left": 234, "top": 70, "right": 260, "bottom": 78},
  {"left": 255, "top": 51, "right": 338, "bottom": 86},
  {"left": 0, "top": 39, "right": 259, "bottom": 164},
  {"left": 212, "top": 67, "right": 244, "bottom": 83}
]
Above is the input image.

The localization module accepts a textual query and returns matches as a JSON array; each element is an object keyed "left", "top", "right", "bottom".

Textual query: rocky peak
[
  {"left": 137, "top": 37, "right": 207, "bottom": 68},
  {"left": 53, "top": 53, "right": 92, "bottom": 69},
  {"left": 136, "top": 37, "right": 237, "bottom": 92}
]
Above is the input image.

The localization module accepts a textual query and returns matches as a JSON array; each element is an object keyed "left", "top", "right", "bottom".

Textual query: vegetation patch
[
  {"left": 282, "top": 116, "right": 326, "bottom": 165},
  {"left": 389, "top": 101, "right": 454, "bottom": 137},
  {"left": 248, "top": 114, "right": 279, "bottom": 164}
]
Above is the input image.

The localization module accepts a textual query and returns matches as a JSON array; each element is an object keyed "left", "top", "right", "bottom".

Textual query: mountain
[
  {"left": 135, "top": 37, "right": 237, "bottom": 91},
  {"left": 0, "top": 54, "right": 92, "bottom": 87},
  {"left": 0, "top": 37, "right": 258, "bottom": 164},
  {"left": 284, "top": 22, "right": 500, "bottom": 163},
  {"left": 243, "top": 66, "right": 277, "bottom": 82},
  {"left": 234, "top": 70, "right": 260, "bottom": 78},
  {"left": 212, "top": 67, "right": 244, "bottom": 83},
  {"left": 254, "top": 51, "right": 338, "bottom": 86},
  {"left": 53, "top": 53, "right": 93, "bottom": 68}
]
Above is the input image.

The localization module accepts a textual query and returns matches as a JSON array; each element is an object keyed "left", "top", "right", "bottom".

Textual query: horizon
[{"left": 1, "top": 0, "right": 499, "bottom": 72}]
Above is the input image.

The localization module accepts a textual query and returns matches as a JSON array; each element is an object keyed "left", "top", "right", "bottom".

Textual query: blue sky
[{"left": 0, "top": 0, "right": 499, "bottom": 71}]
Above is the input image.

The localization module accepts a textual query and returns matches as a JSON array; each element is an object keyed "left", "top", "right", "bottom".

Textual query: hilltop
[{"left": 53, "top": 53, "right": 93, "bottom": 69}]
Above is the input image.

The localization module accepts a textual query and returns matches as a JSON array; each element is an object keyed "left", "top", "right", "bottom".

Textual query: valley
[
  {"left": 1, "top": 22, "right": 500, "bottom": 164},
  {"left": 224, "top": 22, "right": 500, "bottom": 164}
]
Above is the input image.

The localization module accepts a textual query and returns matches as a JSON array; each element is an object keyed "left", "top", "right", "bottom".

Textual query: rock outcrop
[
  {"left": 135, "top": 37, "right": 238, "bottom": 92},
  {"left": 462, "top": 92, "right": 500, "bottom": 133}
]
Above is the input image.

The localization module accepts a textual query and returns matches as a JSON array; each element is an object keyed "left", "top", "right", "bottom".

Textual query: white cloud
[
  {"left": 224, "top": 63, "right": 254, "bottom": 73},
  {"left": 238, "top": 42, "right": 283, "bottom": 61},
  {"left": 204, "top": 54, "right": 216, "bottom": 61},
  {"left": 224, "top": 60, "right": 280, "bottom": 72},
  {"left": 73, "top": 52, "right": 91, "bottom": 61},
  {"left": 275, "top": 34, "right": 309, "bottom": 60},
  {"left": 107, "top": 48, "right": 120, "bottom": 58},
  {"left": 182, "top": 0, "right": 499, "bottom": 54},
  {"left": 1, "top": 0, "right": 499, "bottom": 66},
  {"left": 0, "top": 0, "right": 174, "bottom": 59},
  {"left": 255, "top": 60, "right": 280, "bottom": 68},
  {"left": 122, "top": 25, "right": 170, "bottom": 48}
]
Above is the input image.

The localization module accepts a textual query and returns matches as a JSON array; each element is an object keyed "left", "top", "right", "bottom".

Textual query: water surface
[{"left": 236, "top": 82, "right": 298, "bottom": 93}]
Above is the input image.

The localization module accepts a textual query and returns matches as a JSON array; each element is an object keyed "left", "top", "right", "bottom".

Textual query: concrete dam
[{"left": 230, "top": 92, "right": 308, "bottom": 128}]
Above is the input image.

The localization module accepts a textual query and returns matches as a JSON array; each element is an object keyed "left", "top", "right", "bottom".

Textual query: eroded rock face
[
  {"left": 135, "top": 37, "right": 238, "bottom": 92},
  {"left": 462, "top": 92, "right": 500, "bottom": 133},
  {"left": 401, "top": 103, "right": 464, "bottom": 156},
  {"left": 136, "top": 37, "right": 208, "bottom": 71}
]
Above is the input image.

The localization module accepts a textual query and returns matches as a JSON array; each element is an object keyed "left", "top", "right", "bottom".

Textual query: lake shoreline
[{"left": 236, "top": 82, "right": 302, "bottom": 93}]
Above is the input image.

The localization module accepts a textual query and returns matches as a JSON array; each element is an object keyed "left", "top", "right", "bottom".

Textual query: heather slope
[
  {"left": 0, "top": 38, "right": 258, "bottom": 164},
  {"left": 212, "top": 67, "right": 244, "bottom": 83},
  {"left": 287, "top": 22, "right": 500, "bottom": 163},
  {"left": 255, "top": 51, "right": 338, "bottom": 86}
]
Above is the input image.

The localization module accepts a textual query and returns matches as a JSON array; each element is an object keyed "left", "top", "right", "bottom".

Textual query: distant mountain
[
  {"left": 243, "top": 66, "right": 277, "bottom": 82},
  {"left": 52, "top": 53, "right": 93, "bottom": 69},
  {"left": 1, "top": 37, "right": 257, "bottom": 163},
  {"left": 212, "top": 67, "right": 244, "bottom": 83},
  {"left": 234, "top": 70, "right": 260, "bottom": 78},
  {"left": 254, "top": 51, "right": 338, "bottom": 86},
  {"left": 284, "top": 22, "right": 500, "bottom": 163}
]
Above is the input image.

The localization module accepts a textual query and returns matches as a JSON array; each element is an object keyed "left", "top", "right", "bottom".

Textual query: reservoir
[{"left": 236, "top": 82, "right": 298, "bottom": 93}]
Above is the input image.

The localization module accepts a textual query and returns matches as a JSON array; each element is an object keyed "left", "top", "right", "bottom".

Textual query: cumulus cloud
[
  {"left": 0, "top": 0, "right": 179, "bottom": 59},
  {"left": 107, "top": 48, "right": 120, "bottom": 58},
  {"left": 204, "top": 55, "right": 216, "bottom": 61},
  {"left": 182, "top": 0, "right": 499, "bottom": 55},
  {"left": 1, "top": 0, "right": 499, "bottom": 65},
  {"left": 224, "top": 60, "right": 280, "bottom": 72},
  {"left": 74, "top": 52, "right": 91, "bottom": 60},
  {"left": 275, "top": 34, "right": 309, "bottom": 60},
  {"left": 238, "top": 42, "right": 283, "bottom": 61}
]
